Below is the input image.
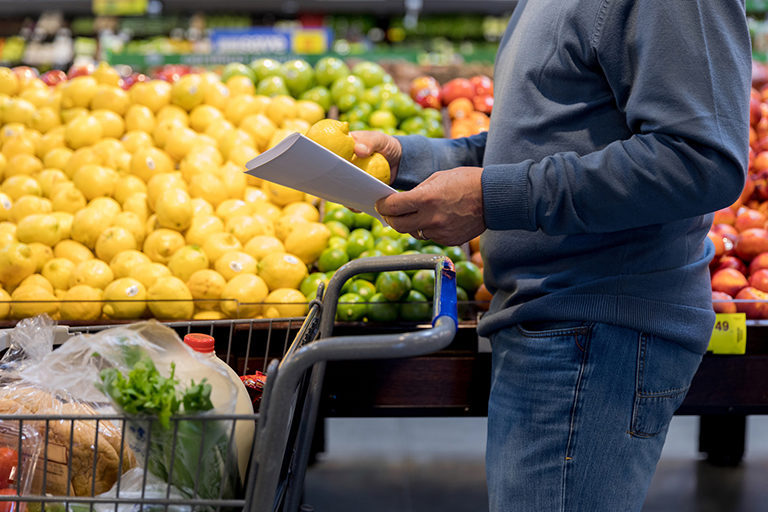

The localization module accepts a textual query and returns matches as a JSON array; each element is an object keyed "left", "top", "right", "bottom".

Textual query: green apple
[
  {"left": 300, "top": 86, "right": 332, "bottom": 111},
  {"left": 351, "top": 61, "right": 388, "bottom": 88},
  {"left": 369, "top": 110, "right": 398, "bottom": 130},
  {"left": 281, "top": 59, "right": 315, "bottom": 96},
  {"left": 330, "top": 75, "right": 365, "bottom": 103},
  {"left": 249, "top": 58, "right": 283, "bottom": 82},
  {"left": 255, "top": 76, "right": 289, "bottom": 97},
  {"left": 314, "top": 56, "right": 350, "bottom": 87},
  {"left": 221, "top": 62, "right": 255, "bottom": 83}
]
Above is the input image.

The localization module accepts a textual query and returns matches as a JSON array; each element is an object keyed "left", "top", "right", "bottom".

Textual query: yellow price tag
[
  {"left": 292, "top": 30, "right": 328, "bottom": 54},
  {"left": 707, "top": 313, "right": 746, "bottom": 355}
]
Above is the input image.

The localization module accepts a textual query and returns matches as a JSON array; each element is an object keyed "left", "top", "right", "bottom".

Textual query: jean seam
[
  {"left": 516, "top": 326, "right": 590, "bottom": 338},
  {"left": 629, "top": 332, "right": 648, "bottom": 438},
  {"left": 561, "top": 324, "right": 592, "bottom": 511}
]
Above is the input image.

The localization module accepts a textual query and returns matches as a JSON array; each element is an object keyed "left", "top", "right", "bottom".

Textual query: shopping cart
[{"left": 0, "top": 253, "right": 458, "bottom": 512}]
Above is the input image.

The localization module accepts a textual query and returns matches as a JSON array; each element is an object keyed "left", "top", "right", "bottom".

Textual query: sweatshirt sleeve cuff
[
  {"left": 482, "top": 163, "right": 535, "bottom": 231},
  {"left": 392, "top": 135, "right": 436, "bottom": 190}
]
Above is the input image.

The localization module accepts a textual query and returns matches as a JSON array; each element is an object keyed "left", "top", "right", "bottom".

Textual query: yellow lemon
[
  {"left": 164, "top": 127, "right": 198, "bottom": 161},
  {"left": 2, "top": 174, "right": 42, "bottom": 201},
  {"left": 267, "top": 128, "right": 297, "bottom": 149},
  {"left": 16, "top": 213, "right": 65, "bottom": 246},
  {"left": 152, "top": 118, "right": 185, "bottom": 148},
  {"left": 0, "top": 123, "right": 26, "bottom": 144},
  {"left": 0, "top": 192, "right": 10, "bottom": 221},
  {"left": 219, "top": 161, "right": 248, "bottom": 198},
  {"left": 18, "top": 273, "right": 54, "bottom": 294},
  {"left": 265, "top": 95, "right": 297, "bottom": 127},
  {"left": 60, "top": 107, "right": 88, "bottom": 124},
  {"left": 0, "top": 242, "right": 35, "bottom": 288},
  {"left": 281, "top": 118, "right": 311, "bottom": 134},
  {"left": 217, "top": 129, "right": 254, "bottom": 161},
  {"left": 282, "top": 201, "right": 320, "bottom": 222},
  {"left": 205, "top": 118, "right": 236, "bottom": 142},
  {"left": 244, "top": 186, "right": 268, "bottom": 203},
  {"left": 129, "top": 261, "right": 171, "bottom": 290},
  {"left": 63, "top": 147, "right": 101, "bottom": 178},
  {"left": 30, "top": 107, "right": 61, "bottom": 133},
  {"left": 202, "top": 232, "right": 242, "bottom": 262},
  {"left": 112, "top": 211, "right": 146, "bottom": 246},
  {"left": 261, "top": 180, "right": 304, "bottom": 206},
  {"left": 155, "top": 188, "right": 193, "bottom": 231},
  {"left": 263, "top": 288, "right": 308, "bottom": 319},
  {"left": 27, "top": 242, "right": 53, "bottom": 271},
  {"left": 11, "top": 195, "right": 51, "bottom": 222},
  {"left": 95, "top": 226, "right": 137, "bottom": 263},
  {"left": 0, "top": 152, "right": 6, "bottom": 179},
  {"left": 180, "top": 154, "right": 219, "bottom": 182},
  {"left": 220, "top": 273, "right": 268, "bottom": 318},
  {"left": 5, "top": 153, "right": 43, "bottom": 177},
  {"left": 110, "top": 249, "right": 151, "bottom": 279},
  {"left": 130, "top": 80, "right": 171, "bottom": 113},
  {"left": 0, "top": 224, "right": 15, "bottom": 246},
  {"left": 19, "top": 87, "right": 52, "bottom": 109},
  {"left": 284, "top": 221, "right": 331, "bottom": 264},
  {"left": 121, "top": 130, "right": 154, "bottom": 153},
  {"left": 113, "top": 174, "right": 147, "bottom": 204},
  {"left": 50, "top": 186, "right": 86, "bottom": 213},
  {"left": 42, "top": 257, "right": 77, "bottom": 290},
  {"left": 146, "top": 172, "right": 187, "bottom": 211},
  {"left": 156, "top": 104, "right": 189, "bottom": 126},
  {"left": 102, "top": 277, "right": 147, "bottom": 319},
  {"left": 143, "top": 228, "right": 186, "bottom": 264},
  {"left": 92, "top": 109, "right": 125, "bottom": 139},
  {"left": 238, "top": 113, "right": 276, "bottom": 151},
  {"left": 60, "top": 284, "right": 103, "bottom": 320},
  {"left": 36, "top": 130, "right": 65, "bottom": 158},
  {"left": 0, "top": 288, "right": 9, "bottom": 319},
  {"left": 257, "top": 252, "right": 308, "bottom": 291},
  {"left": 214, "top": 250, "right": 257, "bottom": 281},
  {"left": 71, "top": 207, "right": 113, "bottom": 249},
  {"left": 171, "top": 74, "right": 205, "bottom": 111},
  {"left": 190, "top": 197, "right": 214, "bottom": 216},
  {"left": 88, "top": 196, "right": 122, "bottom": 219},
  {"left": 73, "top": 164, "right": 118, "bottom": 200},
  {"left": 3, "top": 134, "right": 36, "bottom": 159},
  {"left": 305, "top": 119, "right": 355, "bottom": 160},
  {"left": 186, "top": 269, "right": 227, "bottom": 310},
  {"left": 36, "top": 168, "right": 68, "bottom": 197},
  {"left": 65, "top": 115, "right": 103, "bottom": 149},
  {"left": 167, "top": 244, "right": 209, "bottom": 281},
  {"left": 248, "top": 199, "right": 282, "bottom": 223},
  {"left": 185, "top": 214, "right": 224, "bottom": 246},
  {"left": 0, "top": 67, "right": 19, "bottom": 96},
  {"left": 90, "top": 61, "right": 121, "bottom": 86},
  {"left": 214, "top": 199, "right": 249, "bottom": 221},
  {"left": 53, "top": 240, "right": 93, "bottom": 264},
  {"left": 294, "top": 100, "right": 325, "bottom": 125},
  {"left": 60, "top": 76, "right": 98, "bottom": 109},
  {"left": 124, "top": 104, "right": 155, "bottom": 133},
  {"left": 225, "top": 75, "right": 255, "bottom": 96},
  {"left": 193, "top": 310, "right": 226, "bottom": 320},
  {"left": 203, "top": 79, "right": 230, "bottom": 110},
  {"left": 243, "top": 235, "right": 284, "bottom": 261},
  {"left": 147, "top": 275, "right": 194, "bottom": 319},
  {"left": 10, "top": 284, "right": 59, "bottom": 319},
  {"left": 90, "top": 84, "right": 130, "bottom": 116},
  {"left": 2, "top": 98, "right": 35, "bottom": 126},
  {"left": 224, "top": 94, "right": 270, "bottom": 125},
  {"left": 352, "top": 152, "right": 390, "bottom": 184},
  {"left": 69, "top": 258, "right": 114, "bottom": 289},
  {"left": 51, "top": 211, "right": 73, "bottom": 238},
  {"left": 225, "top": 214, "right": 274, "bottom": 244},
  {"left": 43, "top": 147, "right": 73, "bottom": 170},
  {"left": 130, "top": 146, "right": 173, "bottom": 183},
  {"left": 188, "top": 143, "right": 223, "bottom": 165},
  {"left": 274, "top": 214, "right": 309, "bottom": 242},
  {"left": 189, "top": 104, "right": 224, "bottom": 132},
  {"left": 122, "top": 192, "right": 149, "bottom": 221}
]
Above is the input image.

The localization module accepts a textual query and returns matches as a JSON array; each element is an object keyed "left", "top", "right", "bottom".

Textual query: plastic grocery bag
[
  {"left": 0, "top": 315, "right": 136, "bottom": 497},
  {"left": 72, "top": 467, "right": 191, "bottom": 512}
]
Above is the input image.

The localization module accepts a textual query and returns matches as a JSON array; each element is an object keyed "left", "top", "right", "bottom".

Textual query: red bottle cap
[{"left": 183, "top": 333, "right": 215, "bottom": 353}]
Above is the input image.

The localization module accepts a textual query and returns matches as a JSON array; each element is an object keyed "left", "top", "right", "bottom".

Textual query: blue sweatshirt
[{"left": 394, "top": 0, "right": 751, "bottom": 353}]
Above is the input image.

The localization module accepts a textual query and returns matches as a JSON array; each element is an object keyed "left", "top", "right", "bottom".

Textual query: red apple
[
  {"left": 40, "top": 69, "right": 67, "bottom": 87},
  {"left": 410, "top": 75, "right": 440, "bottom": 99},
  {"left": 735, "top": 286, "right": 768, "bottom": 318},
  {"left": 749, "top": 252, "right": 768, "bottom": 274},
  {"left": 713, "top": 255, "right": 748, "bottom": 275},
  {"left": 749, "top": 268, "right": 768, "bottom": 292},
  {"left": 712, "top": 291, "right": 738, "bottom": 314},
  {"left": 713, "top": 207, "right": 736, "bottom": 225},
  {"left": 735, "top": 228, "right": 768, "bottom": 261},
  {"left": 441, "top": 78, "right": 475, "bottom": 105},
  {"left": 473, "top": 94, "right": 494, "bottom": 114},
  {"left": 67, "top": 63, "right": 94, "bottom": 78},
  {"left": 735, "top": 208, "right": 767, "bottom": 232},
  {"left": 413, "top": 88, "right": 441, "bottom": 109},
  {"left": 469, "top": 74, "right": 493, "bottom": 96},
  {"left": 121, "top": 73, "right": 149, "bottom": 90},
  {"left": 711, "top": 268, "right": 749, "bottom": 297}
]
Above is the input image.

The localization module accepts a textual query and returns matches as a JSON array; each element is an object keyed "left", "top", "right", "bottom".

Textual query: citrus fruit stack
[{"left": 0, "top": 63, "right": 330, "bottom": 321}]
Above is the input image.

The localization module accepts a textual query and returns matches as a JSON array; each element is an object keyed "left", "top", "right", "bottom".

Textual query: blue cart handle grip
[{"left": 433, "top": 258, "right": 458, "bottom": 328}]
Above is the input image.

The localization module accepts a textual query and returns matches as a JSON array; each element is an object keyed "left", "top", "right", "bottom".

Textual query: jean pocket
[
  {"left": 630, "top": 333, "right": 703, "bottom": 438},
  {"left": 516, "top": 321, "right": 590, "bottom": 338}
]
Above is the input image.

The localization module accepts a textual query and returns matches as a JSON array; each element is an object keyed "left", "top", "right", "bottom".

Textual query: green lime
[
  {"left": 300, "top": 272, "right": 328, "bottom": 298},
  {"left": 348, "top": 120, "right": 369, "bottom": 131},
  {"left": 324, "top": 220, "right": 350, "bottom": 238},
  {"left": 356, "top": 249, "right": 383, "bottom": 282},
  {"left": 222, "top": 62, "right": 256, "bottom": 83},
  {"left": 421, "top": 107, "right": 443, "bottom": 122},
  {"left": 352, "top": 211, "right": 374, "bottom": 229},
  {"left": 348, "top": 279, "right": 377, "bottom": 301},
  {"left": 374, "top": 237, "right": 403, "bottom": 256},
  {"left": 399, "top": 249, "right": 422, "bottom": 277},
  {"left": 399, "top": 289, "right": 431, "bottom": 322},
  {"left": 366, "top": 292, "right": 399, "bottom": 323},
  {"left": 300, "top": 86, "right": 332, "bottom": 112},
  {"left": 336, "top": 292, "right": 367, "bottom": 322},
  {"left": 411, "top": 269, "right": 435, "bottom": 299},
  {"left": 455, "top": 260, "right": 483, "bottom": 295},
  {"left": 323, "top": 207, "right": 356, "bottom": 229},
  {"left": 443, "top": 246, "right": 467, "bottom": 263},
  {"left": 401, "top": 235, "right": 422, "bottom": 251},
  {"left": 327, "top": 236, "right": 348, "bottom": 251},
  {"left": 420, "top": 245, "right": 445, "bottom": 256},
  {"left": 456, "top": 286, "right": 470, "bottom": 320},
  {"left": 375, "top": 270, "right": 411, "bottom": 302},
  {"left": 317, "top": 247, "right": 350, "bottom": 273},
  {"left": 346, "top": 228, "right": 375, "bottom": 259},
  {"left": 372, "top": 223, "right": 400, "bottom": 240}
]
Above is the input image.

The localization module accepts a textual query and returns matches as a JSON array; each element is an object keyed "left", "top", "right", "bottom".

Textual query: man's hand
[
  {"left": 375, "top": 166, "right": 486, "bottom": 246},
  {"left": 350, "top": 130, "right": 402, "bottom": 184}
]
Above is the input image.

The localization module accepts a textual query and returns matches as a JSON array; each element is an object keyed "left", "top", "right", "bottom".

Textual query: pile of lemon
[{"left": 0, "top": 63, "right": 333, "bottom": 321}]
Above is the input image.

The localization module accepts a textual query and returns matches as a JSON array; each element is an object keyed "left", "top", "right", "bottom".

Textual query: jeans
[{"left": 486, "top": 321, "right": 704, "bottom": 512}]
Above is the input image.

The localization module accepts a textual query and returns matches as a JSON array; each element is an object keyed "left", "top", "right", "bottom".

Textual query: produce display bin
[{"left": 0, "top": 254, "right": 458, "bottom": 511}]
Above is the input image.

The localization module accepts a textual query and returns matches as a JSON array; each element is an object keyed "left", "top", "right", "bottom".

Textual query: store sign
[
  {"left": 707, "top": 313, "right": 747, "bottom": 355},
  {"left": 92, "top": 0, "right": 148, "bottom": 16},
  {"left": 210, "top": 28, "right": 332, "bottom": 55}
]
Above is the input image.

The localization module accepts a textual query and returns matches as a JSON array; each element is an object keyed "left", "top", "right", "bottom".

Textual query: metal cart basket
[{"left": 0, "top": 254, "right": 458, "bottom": 512}]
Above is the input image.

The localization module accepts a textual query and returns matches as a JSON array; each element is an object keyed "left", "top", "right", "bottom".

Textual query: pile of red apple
[{"left": 709, "top": 84, "right": 768, "bottom": 318}]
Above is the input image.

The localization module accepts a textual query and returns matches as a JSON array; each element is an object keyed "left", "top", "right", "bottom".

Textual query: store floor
[{"left": 303, "top": 416, "right": 768, "bottom": 511}]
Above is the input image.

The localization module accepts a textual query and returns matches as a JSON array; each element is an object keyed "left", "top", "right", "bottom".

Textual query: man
[{"left": 352, "top": 0, "right": 751, "bottom": 510}]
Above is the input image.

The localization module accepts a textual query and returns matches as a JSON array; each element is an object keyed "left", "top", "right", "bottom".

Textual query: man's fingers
[
  {"left": 354, "top": 142, "right": 372, "bottom": 158},
  {"left": 376, "top": 191, "right": 420, "bottom": 217}
]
